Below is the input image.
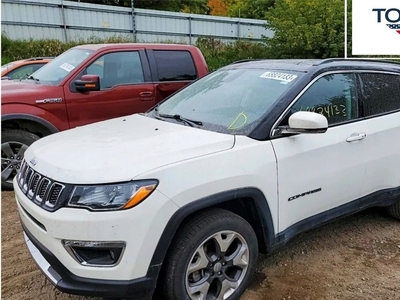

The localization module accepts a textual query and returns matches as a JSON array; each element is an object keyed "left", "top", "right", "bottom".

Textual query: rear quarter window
[
  {"left": 153, "top": 50, "right": 197, "bottom": 82},
  {"left": 360, "top": 73, "right": 400, "bottom": 116}
]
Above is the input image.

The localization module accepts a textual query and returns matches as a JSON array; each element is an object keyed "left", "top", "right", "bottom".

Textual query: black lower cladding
[{"left": 22, "top": 223, "right": 159, "bottom": 299}]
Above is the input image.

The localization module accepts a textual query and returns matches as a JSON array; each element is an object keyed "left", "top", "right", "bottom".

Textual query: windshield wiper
[
  {"left": 156, "top": 112, "right": 203, "bottom": 127},
  {"left": 24, "top": 74, "right": 40, "bottom": 83}
]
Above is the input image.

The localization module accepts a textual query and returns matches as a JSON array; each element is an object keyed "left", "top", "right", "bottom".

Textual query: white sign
[{"left": 352, "top": 0, "right": 400, "bottom": 55}]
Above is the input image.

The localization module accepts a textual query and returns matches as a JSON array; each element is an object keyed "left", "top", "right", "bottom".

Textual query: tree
[
  {"left": 207, "top": 0, "right": 228, "bottom": 16},
  {"left": 263, "top": 0, "right": 346, "bottom": 58},
  {"left": 227, "top": 0, "right": 275, "bottom": 19}
]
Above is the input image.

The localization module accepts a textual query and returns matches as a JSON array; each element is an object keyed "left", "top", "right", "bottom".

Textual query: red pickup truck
[{"left": 1, "top": 43, "right": 208, "bottom": 189}]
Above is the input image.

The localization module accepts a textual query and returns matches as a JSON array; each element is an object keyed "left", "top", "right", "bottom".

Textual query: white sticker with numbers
[
  {"left": 60, "top": 62, "right": 75, "bottom": 72},
  {"left": 260, "top": 71, "right": 297, "bottom": 82}
]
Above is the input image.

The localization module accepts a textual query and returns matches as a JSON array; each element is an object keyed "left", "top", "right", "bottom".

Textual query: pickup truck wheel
[
  {"left": 1, "top": 129, "right": 40, "bottom": 190},
  {"left": 387, "top": 201, "right": 400, "bottom": 220},
  {"left": 163, "top": 209, "right": 258, "bottom": 300}
]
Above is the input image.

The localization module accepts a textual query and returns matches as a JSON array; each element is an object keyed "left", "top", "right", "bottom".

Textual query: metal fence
[{"left": 1, "top": 0, "right": 273, "bottom": 44}]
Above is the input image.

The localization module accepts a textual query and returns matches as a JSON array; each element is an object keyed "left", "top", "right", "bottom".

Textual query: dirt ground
[{"left": 2, "top": 190, "right": 400, "bottom": 300}]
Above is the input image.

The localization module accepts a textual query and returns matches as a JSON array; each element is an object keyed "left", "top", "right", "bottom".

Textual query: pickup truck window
[
  {"left": 85, "top": 51, "right": 144, "bottom": 89},
  {"left": 30, "top": 49, "right": 93, "bottom": 85},
  {"left": 153, "top": 50, "right": 197, "bottom": 82},
  {"left": 291, "top": 73, "right": 359, "bottom": 125}
]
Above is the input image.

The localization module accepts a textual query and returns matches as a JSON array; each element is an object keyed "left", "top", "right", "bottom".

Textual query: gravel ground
[{"left": 2, "top": 191, "right": 400, "bottom": 300}]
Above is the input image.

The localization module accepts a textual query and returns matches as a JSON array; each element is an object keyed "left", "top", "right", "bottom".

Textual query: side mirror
[
  {"left": 74, "top": 74, "right": 100, "bottom": 92},
  {"left": 278, "top": 111, "right": 328, "bottom": 135}
]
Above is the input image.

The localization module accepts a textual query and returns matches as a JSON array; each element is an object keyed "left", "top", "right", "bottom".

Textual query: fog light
[{"left": 62, "top": 240, "right": 125, "bottom": 267}]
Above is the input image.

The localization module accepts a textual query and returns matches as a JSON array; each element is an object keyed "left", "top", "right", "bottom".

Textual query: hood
[
  {"left": 24, "top": 114, "right": 235, "bottom": 184},
  {"left": 1, "top": 80, "right": 62, "bottom": 104}
]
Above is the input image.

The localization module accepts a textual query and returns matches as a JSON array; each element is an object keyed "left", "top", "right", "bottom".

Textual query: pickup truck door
[
  {"left": 271, "top": 72, "right": 369, "bottom": 234},
  {"left": 64, "top": 50, "right": 155, "bottom": 128},
  {"left": 147, "top": 50, "right": 198, "bottom": 103}
]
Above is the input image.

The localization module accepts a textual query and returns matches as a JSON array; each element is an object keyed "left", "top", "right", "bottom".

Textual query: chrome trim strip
[
  {"left": 62, "top": 240, "right": 126, "bottom": 268},
  {"left": 44, "top": 183, "right": 65, "bottom": 208},
  {"left": 28, "top": 173, "right": 41, "bottom": 199},
  {"left": 35, "top": 178, "right": 51, "bottom": 204}
]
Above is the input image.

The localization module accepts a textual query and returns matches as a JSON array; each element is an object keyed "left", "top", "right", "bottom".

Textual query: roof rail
[
  {"left": 230, "top": 59, "right": 262, "bottom": 65},
  {"left": 317, "top": 58, "right": 400, "bottom": 65}
]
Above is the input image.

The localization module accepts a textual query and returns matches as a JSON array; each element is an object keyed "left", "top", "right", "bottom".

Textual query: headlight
[{"left": 68, "top": 180, "right": 158, "bottom": 211}]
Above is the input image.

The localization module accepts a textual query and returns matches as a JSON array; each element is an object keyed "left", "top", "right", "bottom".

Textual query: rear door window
[
  {"left": 359, "top": 73, "right": 400, "bottom": 116},
  {"left": 153, "top": 50, "right": 197, "bottom": 82}
]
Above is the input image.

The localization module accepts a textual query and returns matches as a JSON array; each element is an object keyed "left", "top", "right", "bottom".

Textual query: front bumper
[
  {"left": 14, "top": 177, "right": 179, "bottom": 298},
  {"left": 22, "top": 223, "right": 159, "bottom": 299}
]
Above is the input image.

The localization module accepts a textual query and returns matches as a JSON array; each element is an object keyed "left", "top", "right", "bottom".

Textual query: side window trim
[
  {"left": 146, "top": 50, "right": 159, "bottom": 82},
  {"left": 270, "top": 70, "right": 359, "bottom": 139},
  {"left": 355, "top": 73, "right": 365, "bottom": 119}
]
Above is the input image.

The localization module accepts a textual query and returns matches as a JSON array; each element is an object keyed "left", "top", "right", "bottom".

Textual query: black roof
[{"left": 226, "top": 58, "right": 400, "bottom": 73}]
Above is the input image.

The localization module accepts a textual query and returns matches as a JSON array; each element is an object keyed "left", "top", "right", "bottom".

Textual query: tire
[
  {"left": 1, "top": 129, "right": 40, "bottom": 190},
  {"left": 163, "top": 209, "right": 258, "bottom": 300},
  {"left": 387, "top": 201, "right": 400, "bottom": 220}
]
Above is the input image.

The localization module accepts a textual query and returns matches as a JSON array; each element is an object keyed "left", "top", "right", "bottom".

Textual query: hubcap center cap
[{"left": 213, "top": 262, "right": 222, "bottom": 273}]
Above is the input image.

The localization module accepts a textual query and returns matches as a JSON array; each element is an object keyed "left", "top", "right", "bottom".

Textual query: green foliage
[
  {"left": 263, "top": 0, "right": 346, "bottom": 58},
  {"left": 227, "top": 0, "right": 275, "bottom": 19},
  {"left": 0, "top": 34, "right": 133, "bottom": 63},
  {"left": 196, "top": 37, "right": 270, "bottom": 70},
  {"left": 0, "top": 35, "right": 270, "bottom": 71},
  {"left": 70, "top": 0, "right": 210, "bottom": 14}
]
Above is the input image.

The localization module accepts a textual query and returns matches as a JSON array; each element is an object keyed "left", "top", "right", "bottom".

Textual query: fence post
[
  {"left": 188, "top": 16, "right": 192, "bottom": 44},
  {"left": 237, "top": 19, "right": 240, "bottom": 40},
  {"left": 61, "top": 0, "right": 68, "bottom": 42},
  {"left": 131, "top": 0, "right": 136, "bottom": 41}
]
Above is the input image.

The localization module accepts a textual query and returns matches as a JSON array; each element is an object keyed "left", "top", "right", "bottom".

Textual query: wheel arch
[
  {"left": 149, "top": 187, "right": 276, "bottom": 271},
  {"left": 2, "top": 114, "right": 59, "bottom": 137}
]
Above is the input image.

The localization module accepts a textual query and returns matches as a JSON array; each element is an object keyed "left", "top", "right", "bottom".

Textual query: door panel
[
  {"left": 154, "top": 81, "right": 190, "bottom": 103},
  {"left": 65, "top": 50, "right": 155, "bottom": 128},
  {"left": 363, "top": 113, "right": 400, "bottom": 196},
  {"left": 272, "top": 122, "right": 369, "bottom": 232},
  {"left": 359, "top": 73, "right": 400, "bottom": 198},
  {"left": 148, "top": 49, "right": 198, "bottom": 104},
  {"left": 271, "top": 72, "right": 368, "bottom": 232}
]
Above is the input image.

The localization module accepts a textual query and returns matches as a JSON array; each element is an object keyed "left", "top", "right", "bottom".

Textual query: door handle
[
  {"left": 140, "top": 92, "right": 153, "bottom": 97},
  {"left": 346, "top": 133, "right": 366, "bottom": 143}
]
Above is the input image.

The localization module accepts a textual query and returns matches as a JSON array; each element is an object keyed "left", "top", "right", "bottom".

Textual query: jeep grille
[{"left": 17, "top": 160, "right": 65, "bottom": 208}]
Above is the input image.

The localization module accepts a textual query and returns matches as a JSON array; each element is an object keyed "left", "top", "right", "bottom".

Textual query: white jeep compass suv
[{"left": 14, "top": 58, "right": 400, "bottom": 300}]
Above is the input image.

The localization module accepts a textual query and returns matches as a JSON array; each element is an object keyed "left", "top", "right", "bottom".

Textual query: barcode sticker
[
  {"left": 60, "top": 63, "right": 75, "bottom": 72},
  {"left": 260, "top": 71, "right": 297, "bottom": 82}
]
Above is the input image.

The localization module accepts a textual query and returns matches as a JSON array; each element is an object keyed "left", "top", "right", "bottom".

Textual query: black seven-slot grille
[{"left": 17, "top": 160, "right": 65, "bottom": 208}]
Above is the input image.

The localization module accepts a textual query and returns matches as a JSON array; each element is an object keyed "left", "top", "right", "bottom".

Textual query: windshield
[
  {"left": 155, "top": 68, "right": 302, "bottom": 135},
  {"left": 29, "top": 48, "right": 93, "bottom": 85}
]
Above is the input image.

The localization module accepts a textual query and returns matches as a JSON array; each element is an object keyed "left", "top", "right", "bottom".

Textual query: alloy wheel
[{"left": 185, "top": 230, "right": 249, "bottom": 300}]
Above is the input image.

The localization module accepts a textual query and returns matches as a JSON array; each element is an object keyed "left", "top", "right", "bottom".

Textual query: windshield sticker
[
  {"left": 260, "top": 71, "right": 297, "bottom": 82},
  {"left": 60, "top": 62, "right": 75, "bottom": 72}
]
